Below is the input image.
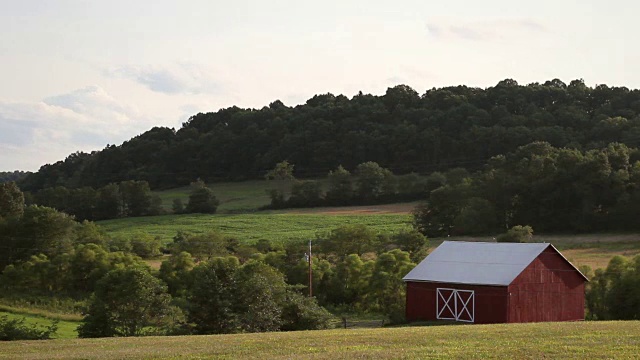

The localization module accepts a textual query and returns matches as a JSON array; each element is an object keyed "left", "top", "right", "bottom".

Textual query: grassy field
[
  {"left": 1, "top": 321, "right": 638, "bottom": 359},
  {"left": 0, "top": 311, "right": 79, "bottom": 339},
  {"left": 98, "top": 211, "right": 413, "bottom": 245},
  {"left": 155, "top": 180, "right": 305, "bottom": 213}
]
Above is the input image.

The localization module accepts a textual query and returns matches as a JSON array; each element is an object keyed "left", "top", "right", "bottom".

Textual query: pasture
[
  {"left": 0, "top": 311, "right": 79, "bottom": 339},
  {"left": 1, "top": 321, "right": 638, "bottom": 359}
]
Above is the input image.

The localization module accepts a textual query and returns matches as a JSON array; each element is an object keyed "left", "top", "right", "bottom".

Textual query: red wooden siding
[
  {"left": 406, "top": 282, "right": 509, "bottom": 324},
  {"left": 405, "top": 247, "right": 586, "bottom": 324},
  {"left": 507, "top": 247, "right": 585, "bottom": 322}
]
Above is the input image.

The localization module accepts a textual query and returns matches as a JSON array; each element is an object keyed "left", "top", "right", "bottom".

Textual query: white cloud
[
  {"left": 0, "top": 86, "right": 152, "bottom": 171},
  {"left": 426, "top": 18, "right": 548, "bottom": 42},
  {"left": 106, "top": 62, "right": 222, "bottom": 95}
]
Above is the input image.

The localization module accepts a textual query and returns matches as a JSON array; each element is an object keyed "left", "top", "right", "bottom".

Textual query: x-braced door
[{"left": 436, "top": 288, "right": 474, "bottom": 323}]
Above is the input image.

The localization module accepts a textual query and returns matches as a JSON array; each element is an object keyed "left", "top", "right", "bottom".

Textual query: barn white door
[{"left": 436, "top": 288, "right": 475, "bottom": 323}]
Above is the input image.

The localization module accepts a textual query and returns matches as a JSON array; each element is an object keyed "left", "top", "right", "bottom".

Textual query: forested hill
[{"left": 20, "top": 79, "right": 640, "bottom": 190}]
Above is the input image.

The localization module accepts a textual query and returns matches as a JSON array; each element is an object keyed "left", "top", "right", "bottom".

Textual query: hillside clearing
[
  {"left": 154, "top": 180, "right": 277, "bottom": 213},
  {"left": 1, "top": 321, "right": 638, "bottom": 359}
]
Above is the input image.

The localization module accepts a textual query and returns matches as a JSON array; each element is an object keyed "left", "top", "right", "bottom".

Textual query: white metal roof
[{"left": 403, "top": 241, "right": 558, "bottom": 286}]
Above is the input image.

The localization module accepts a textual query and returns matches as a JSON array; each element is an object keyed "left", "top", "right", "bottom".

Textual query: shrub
[
  {"left": 280, "top": 291, "right": 335, "bottom": 331},
  {"left": 496, "top": 225, "right": 534, "bottom": 243},
  {"left": 0, "top": 315, "right": 58, "bottom": 341},
  {"left": 130, "top": 234, "right": 162, "bottom": 258}
]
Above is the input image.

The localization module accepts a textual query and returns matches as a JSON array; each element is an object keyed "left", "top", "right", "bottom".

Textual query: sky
[{"left": 1, "top": 0, "right": 639, "bottom": 171}]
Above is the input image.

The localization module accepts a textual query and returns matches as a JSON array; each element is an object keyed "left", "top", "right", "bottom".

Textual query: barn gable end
[
  {"left": 508, "top": 247, "right": 586, "bottom": 322},
  {"left": 403, "top": 241, "right": 588, "bottom": 324}
]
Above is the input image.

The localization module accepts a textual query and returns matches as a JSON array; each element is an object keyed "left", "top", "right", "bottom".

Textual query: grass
[
  {"left": 0, "top": 304, "right": 81, "bottom": 322},
  {"left": 155, "top": 180, "right": 300, "bottom": 214},
  {"left": 98, "top": 212, "right": 413, "bottom": 245},
  {"left": 0, "top": 311, "right": 79, "bottom": 339},
  {"left": 0, "top": 321, "right": 639, "bottom": 359},
  {"left": 0, "top": 297, "right": 83, "bottom": 321}
]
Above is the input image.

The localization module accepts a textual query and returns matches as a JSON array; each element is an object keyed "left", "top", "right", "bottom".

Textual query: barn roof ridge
[{"left": 403, "top": 241, "right": 587, "bottom": 286}]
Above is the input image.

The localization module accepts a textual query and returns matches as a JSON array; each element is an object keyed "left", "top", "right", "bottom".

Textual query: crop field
[
  {"left": 1, "top": 321, "right": 639, "bottom": 359},
  {"left": 0, "top": 311, "right": 79, "bottom": 339},
  {"left": 98, "top": 212, "right": 413, "bottom": 244}
]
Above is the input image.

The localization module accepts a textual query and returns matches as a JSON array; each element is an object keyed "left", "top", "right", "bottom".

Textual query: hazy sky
[{"left": 1, "top": 0, "right": 638, "bottom": 171}]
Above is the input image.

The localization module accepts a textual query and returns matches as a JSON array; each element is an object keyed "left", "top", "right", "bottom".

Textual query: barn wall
[
  {"left": 508, "top": 247, "right": 585, "bottom": 322},
  {"left": 406, "top": 282, "right": 509, "bottom": 324}
]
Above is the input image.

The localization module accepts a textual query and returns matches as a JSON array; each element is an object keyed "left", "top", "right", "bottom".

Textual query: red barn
[{"left": 403, "top": 241, "right": 588, "bottom": 324}]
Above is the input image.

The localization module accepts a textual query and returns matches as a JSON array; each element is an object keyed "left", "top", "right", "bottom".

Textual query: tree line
[
  {"left": 0, "top": 171, "right": 30, "bottom": 184},
  {"left": 265, "top": 160, "right": 440, "bottom": 209},
  {"left": 25, "top": 179, "right": 220, "bottom": 221},
  {"left": 18, "top": 79, "right": 640, "bottom": 191},
  {"left": 585, "top": 255, "right": 640, "bottom": 320},
  {"left": 413, "top": 141, "right": 640, "bottom": 235}
]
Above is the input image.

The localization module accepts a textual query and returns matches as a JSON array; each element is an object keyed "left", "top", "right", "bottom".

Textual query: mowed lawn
[
  {"left": 1, "top": 321, "right": 639, "bottom": 359},
  {"left": 98, "top": 212, "right": 414, "bottom": 244},
  {"left": 0, "top": 311, "right": 79, "bottom": 339}
]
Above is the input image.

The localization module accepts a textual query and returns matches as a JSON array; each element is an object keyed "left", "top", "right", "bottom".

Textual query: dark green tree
[
  {"left": 159, "top": 251, "right": 195, "bottom": 297},
  {"left": 170, "top": 231, "right": 228, "bottom": 261},
  {"left": 129, "top": 233, "right": 162, "bottom": 258},
  {"left": 0, "top": 182, "right": 24, "bottom": 219},
  {"left": 187, "top": 257, "right": 241, "bottom": 334},
  {"left": 280, "top": 291, "right": 335, "bottom": 331},
  {"left": 319, "top": 224, "right": 378, "bottom": 258},
  {"left": 288, "top": 180, "right": 323, "bottom": 207},
  {"left": 232, "top": 261, "right": 287, "bottom": 332},
  {"left": 185, "top": 181, "right": 219, "bottom": 214},
  {"left": 95, "top": 184, "right": 121, "bottom": 220},
  {"left": 325, "top": 165, "right": 354, "bottom": 205},
  {"left": 355, "top": 162, "right": 394, "bottom": 203},
  {"left": 78, "top": 267, "right": 173, "bottom": 337},
  {"left": 265, "top": 161, "right": 296, "bottom": 208}
]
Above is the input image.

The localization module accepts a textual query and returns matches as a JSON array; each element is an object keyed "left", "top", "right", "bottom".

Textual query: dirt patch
[
  {"left": 143, "top": 255, "right": 170, "bottom": 270},
  {"left": 280, "top": 202, "right": 418, "bottom": 215}
]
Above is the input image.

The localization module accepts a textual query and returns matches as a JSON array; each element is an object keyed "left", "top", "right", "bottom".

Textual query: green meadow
[
  {"left": 1, "top": 321, "right": 638, "bottom": 359},
  {"left": 98, "top": 212, "right": 413, "bottom": 244}
]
